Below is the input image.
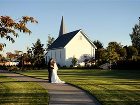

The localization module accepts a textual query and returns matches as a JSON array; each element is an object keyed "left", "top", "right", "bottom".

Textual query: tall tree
[
  {"left": 26, "top": 47, "right": 33, "bottom": 63},
  {"left": 130, "top": 17, "right": 140, "bottom": 52},
  {"left": 0, "top": 16, "right": 38, "bottom": 51},
  {"left": 125, "top": 46, "right": 138, "bottom": 60},
  {"left": 93, "top": 40, "right": 105, "bottom": 65},
  {"left": 93, "top": 40, "right": 103, "bottom": 49},
  {"left": 46, "top": 35, "right": 55, "bottom": 49},
  {"left": 106, "top": 42, "right": 120, "bottom": 66},
  {"left": 32, "top": 39, "right": 45, "bottom": 68},
  {"left": 107, "top": 42, "right": 127, "bottom": 60},
  {"left": 95, "top": 48, "right": 108, "bottom": 64},
  {"left": 119, "top": 47, "right": 127, "bottom": 60}
]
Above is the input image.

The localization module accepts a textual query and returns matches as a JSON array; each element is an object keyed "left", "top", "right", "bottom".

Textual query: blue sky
[{"left": 0, "top": 0, "right": 140, "bottom": 55}]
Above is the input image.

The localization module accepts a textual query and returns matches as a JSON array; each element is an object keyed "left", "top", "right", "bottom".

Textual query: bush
[
  {"left": 6, "top": 66, "right": 20, "bottom": 71},
  {"left": 112, "top": 60, "right": 140, "bottom": 70}
]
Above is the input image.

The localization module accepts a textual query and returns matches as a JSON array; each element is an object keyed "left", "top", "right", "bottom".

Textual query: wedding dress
[{"left": 51, "top": 63, "right": 65, "bottom": 83}]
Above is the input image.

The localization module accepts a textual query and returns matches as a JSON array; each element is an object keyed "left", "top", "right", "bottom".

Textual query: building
[{"left": 45, "top": 17, "right": 97, "bottom": 67}]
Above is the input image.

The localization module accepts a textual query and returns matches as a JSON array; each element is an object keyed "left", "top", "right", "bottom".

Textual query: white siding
[
  {"left": 45, "top": 48, "right": 66, "bottom": 67},
  {"left": 65, "top": 32, "right": 95, "bottom": 66},
  {"left": 45, "top": 31, "right": 96, "bottom": 67}
]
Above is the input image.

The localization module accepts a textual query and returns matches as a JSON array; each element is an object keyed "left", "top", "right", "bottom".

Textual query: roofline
[
  {"left": 47, "top": 29, "right": 97, "bottom": 51},
  {"left": 47, "top": 47, "right": 64, "bottom": 51},
  {"left": 80, "top": 30, "right": 97, "bottom": 49},
  {"left": 64, "top": 29, "right": 81, "bottom": 48}
]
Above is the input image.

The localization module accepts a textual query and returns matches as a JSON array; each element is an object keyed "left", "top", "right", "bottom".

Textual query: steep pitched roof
[
  {"left": 47, "top": 29, "right": 97, "bottom": 50},
  {"left": 47, "top": 29, "right": 80, "bottom": 50}
]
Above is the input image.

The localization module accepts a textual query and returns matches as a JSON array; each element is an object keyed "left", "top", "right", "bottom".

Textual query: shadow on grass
[
  {"left": 101, "top": 101, "right": 140, "bottom": 105},
  {"left": 0, "top": 92, "right": 49, "bottom": 105},
  {"left": 59, "top": 70, "right": 140, "bottom": 80},
  {"left": 0, "top": 81, "right": 49, "bottom": 105}
]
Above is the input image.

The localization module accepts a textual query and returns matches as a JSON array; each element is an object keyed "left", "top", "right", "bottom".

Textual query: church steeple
[{"left": 59, "top": 16, "right": 67, "bottom": 37}]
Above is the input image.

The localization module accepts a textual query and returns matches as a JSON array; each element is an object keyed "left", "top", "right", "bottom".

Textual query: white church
[{"left": 45, "top": 17, "right": 97, "bottom": 67}]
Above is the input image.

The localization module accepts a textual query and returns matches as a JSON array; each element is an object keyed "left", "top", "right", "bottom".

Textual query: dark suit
[{"left": 48, "top": 59, "right": 54, "bottom": 83}]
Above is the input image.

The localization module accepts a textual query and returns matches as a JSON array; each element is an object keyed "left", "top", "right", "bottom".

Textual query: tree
[
  {"left": 26, "top": 47, "right": 33, "bottom": 64},
  {"left": 106, "top": 42, "right": 121, "bottom": 69},
  {"left": 32, "top": 39, "right": 45, "bottom": 68},
  {"left": 125, "top": 46, "right": 138, "bottom": 60},
  {"left": 93, "top": 40, "right": 103, "bottom": 49},
  {"left": 95, "top": 48, "right": 107, "bottom": 63},
  {"left": 119, "top": 47, "right": 127, "bottom": 60},
  {"left": 6, "top": 52, "right": 16, "bottom": 61},
  {"left": 46, "top": 35, "right": 55, "bottom": 49},
  {"left": 130, "top": 17, "right": 140, "bottom": 53},
  {"left": 0, "top": 16, "right": 38, "bottom": 51},
  {"left": 0, "top": 54, "right": 6, "bottom": 62},
  {"left": 107, "top": 42, "right": 127, "bottom": 61},
  {"left": 93, "top": 40, "right": 105, "bottom": 65},
  {"left": 14, "top": 50, "right": 23, "bottom": 61},
  {"left": 71, "top": 57, "right": 78, "bottom": 67}
]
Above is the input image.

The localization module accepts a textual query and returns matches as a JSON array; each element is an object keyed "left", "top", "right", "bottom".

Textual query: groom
[{"left": 47, "top": 58, "right": 54, "bottom": 83}]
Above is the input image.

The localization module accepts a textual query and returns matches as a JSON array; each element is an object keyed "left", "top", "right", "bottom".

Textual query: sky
[{"left": 0, "top": 0, "right": 140, "bottom": 56}]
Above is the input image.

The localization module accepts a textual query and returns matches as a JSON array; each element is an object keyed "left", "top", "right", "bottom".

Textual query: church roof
[
  {"left": 47, "top": 29, "right": 80, "bottom": 50},
  {"left": 47, "top": 29, "right": 97, "bottom": 50}
]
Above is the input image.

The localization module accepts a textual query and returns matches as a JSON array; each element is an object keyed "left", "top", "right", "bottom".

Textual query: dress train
[{"left": 51, "top": 63, "right": 65, "bottom": 83}]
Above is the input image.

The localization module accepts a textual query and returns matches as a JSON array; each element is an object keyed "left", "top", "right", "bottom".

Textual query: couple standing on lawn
[{"left": 48, "top": 58, "right": 65, "bottom": 83}]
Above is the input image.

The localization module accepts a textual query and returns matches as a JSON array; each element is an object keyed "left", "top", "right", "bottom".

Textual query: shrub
[{"left": 112, "top": 60, "right": 140, "bottom": 70}]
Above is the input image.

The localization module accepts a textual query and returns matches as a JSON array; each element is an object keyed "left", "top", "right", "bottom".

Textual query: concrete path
[{"left": 0, "top": 70, "right": 101, "bottom": 105}]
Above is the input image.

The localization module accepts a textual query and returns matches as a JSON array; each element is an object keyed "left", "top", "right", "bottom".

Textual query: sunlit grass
[
  {"left": 17, "top": 69, "right": 140, "bottom": 105},
  {"left": 0, "top": 74, "right": 49, "bottom": 105}
]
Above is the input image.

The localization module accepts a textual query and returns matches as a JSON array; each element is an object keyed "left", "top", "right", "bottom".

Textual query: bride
[{"left": 51, "top": 59, "right": 65, "bottom": 83}]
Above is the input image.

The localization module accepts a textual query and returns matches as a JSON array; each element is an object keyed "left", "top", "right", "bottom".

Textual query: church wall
[
  {"left": 45, "top": 48, "right": 66, "bottom": 67},
  {"left": 65, "top": 32, "right": 95, "bottom": 66}
]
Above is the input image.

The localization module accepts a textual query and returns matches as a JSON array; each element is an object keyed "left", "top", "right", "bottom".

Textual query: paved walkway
[{"left": 0, "top": 70, "right": 101, "bottom": 105}]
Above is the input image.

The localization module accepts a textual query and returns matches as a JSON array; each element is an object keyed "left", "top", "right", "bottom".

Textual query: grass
[
  {"left": 0, "top": 74, "right": 49, "bottom": 105},
  {"left": 17, "top": 69, "right": 140, "bottom": 105}
]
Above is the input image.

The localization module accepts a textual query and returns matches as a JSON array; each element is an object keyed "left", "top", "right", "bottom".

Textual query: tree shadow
[{"left": 0, "top": 92, "right": 49, "bottom": 105}]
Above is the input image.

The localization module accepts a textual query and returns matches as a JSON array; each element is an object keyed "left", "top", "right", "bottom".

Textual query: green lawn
[
  {"left": 17, "top": 69, "right": 140, "bottom": 105},
  {"left": 0, "top": 74, "right": 49, "bottom": 105}
]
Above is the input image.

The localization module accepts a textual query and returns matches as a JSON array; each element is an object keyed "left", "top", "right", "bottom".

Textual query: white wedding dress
[{"left": 51, "top": 63, "right": 65, "bottom": 83}]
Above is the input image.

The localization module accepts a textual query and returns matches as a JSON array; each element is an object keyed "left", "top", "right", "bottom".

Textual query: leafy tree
[
  {"left": 46, "top": 35, "right": 55, "bottom": 49},
  {"left": 106, "top": 42, "right": 120, "bottom": 68},
  {"left": 32, "top": 39, "right": 45, "bottom": 68},
  {"left": 6, "top": 52, "right": 16, "bottom": 61},
  {"left": 93, "top": 40, "right": 103, "bottom": 49},
  {"left": 0, "top": 54, "right": 6, "bottom": 62},
  {"left": 107, "top": 42, "right": 127, "bottom": 61},
  {"left": 130, "top": 17, "right": 140, "bottom": 52},
  {"left": 93, "top": 40, "right": 105, "bottom": 65},
  {"left": 71, "top": 57, "right": 78, "bottom": 67},
  {"left": 26, "top": 47, "right": 33, "bottom": 63},
  {"left": 125, "top": 46, "right": 138, "bottom": 60},
  {"left": 0, "top": 16, "right": 38, "bottom": 51},
  {"left": 119, "top": 47, "right": 127, "bottom": 60},
  {"left": 95, "top": 48, "right": 107, "bottom": 63},
  {"left": 22, "top": 53, "right": 31, "bottom": 65},
  {"left": 14, "top": 50, "right": 23, "bottom": 60},
  {"left": 107, "top": 42, "right": 122, "bottom": 53}
]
